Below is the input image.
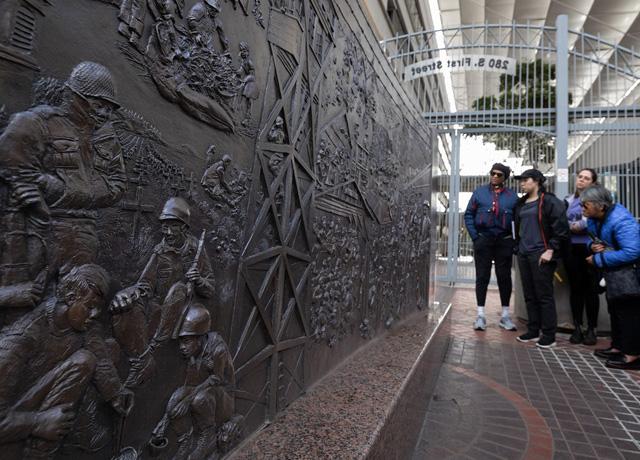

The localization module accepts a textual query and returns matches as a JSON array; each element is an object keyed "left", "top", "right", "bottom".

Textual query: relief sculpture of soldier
[
  {"left": 267, "top": 116, "right": 286, "bottom": 144},
  {"left": 148, "top": 303, "right": 240, "bottom": 459},
  {"left": 110, "top": 197, "right": 214, "bottom": 387},
  {"left": 0, "top": 62, "right": 126, "bottom": 325},
  {"left": 186, "top": 0, "right": 229, "bottom": 55},
  {"left": 0, "top": 264, "right": 133, "bottom": 459},
  {"left": 201, "top": 149, "right": 232, "bottom": 203},
  {"left": 145, "top": 0, "right": 185, "bottom": 64}
]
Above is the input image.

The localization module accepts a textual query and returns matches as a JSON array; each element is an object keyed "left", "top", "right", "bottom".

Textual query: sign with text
[{"left": 403, "top": 55, "right": 517, "bottom": 81}]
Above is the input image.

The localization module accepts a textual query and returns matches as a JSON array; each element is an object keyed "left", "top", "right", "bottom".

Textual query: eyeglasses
[
  {"left": 490, "top": 171, "right": 504, "bottom": 177},
  {"left": 579, "top": 201, "right": 590, "bottom": 208}
]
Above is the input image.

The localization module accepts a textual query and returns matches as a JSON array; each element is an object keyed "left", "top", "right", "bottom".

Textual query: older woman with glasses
[
  {"left": 582, "top": 185, "right": 640, "bottom": 370},
  {"left": 564, "top": 168, "right": 600, "bottom": 345}
]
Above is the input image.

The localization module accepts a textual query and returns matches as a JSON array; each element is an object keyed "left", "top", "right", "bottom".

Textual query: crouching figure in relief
[
  {"left": 0, "top": 264, "right": 133, "bottom": 459},
  {"left": 148, "top": 303, "right": 241, "bottom": 459}
]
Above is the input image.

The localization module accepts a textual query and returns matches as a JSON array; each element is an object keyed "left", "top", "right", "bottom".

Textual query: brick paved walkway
[{"left": 414, "top": 287, "right": 640, "bottom": 460}]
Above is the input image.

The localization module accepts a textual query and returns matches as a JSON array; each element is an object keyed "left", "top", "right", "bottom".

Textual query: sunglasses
[
  {"left": 579, "top": 201, "right": 591, "bottom": 208},
  {"left": 490, "top": 171, "right": 505, "bottom": 177}
]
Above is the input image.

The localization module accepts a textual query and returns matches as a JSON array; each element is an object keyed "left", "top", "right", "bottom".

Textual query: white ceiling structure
[{"left": 435, "top": 0, "right": 640, "bottom": 111}]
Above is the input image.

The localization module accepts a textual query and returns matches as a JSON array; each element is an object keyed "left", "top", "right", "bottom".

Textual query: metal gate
[{"left": 381, "top": 15, "right": 640, "bottom": 285}]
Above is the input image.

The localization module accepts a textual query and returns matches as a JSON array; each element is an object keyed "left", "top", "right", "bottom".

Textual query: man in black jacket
[{"left": 513, "top": 169, "right": 570, "bottom": 349}]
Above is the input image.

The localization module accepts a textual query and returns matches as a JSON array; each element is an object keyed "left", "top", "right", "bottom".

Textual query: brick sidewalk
[{"left": 414, "top": 287, "right": 640, "bottom": 460}]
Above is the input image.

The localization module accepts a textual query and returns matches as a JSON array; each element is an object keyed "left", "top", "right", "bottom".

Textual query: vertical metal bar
[
  {"left": 446, "top": 131, "right": 461, "bottom": 283},
  {"left": 555, "top": 15, "right": 569, "bottom": 198}
]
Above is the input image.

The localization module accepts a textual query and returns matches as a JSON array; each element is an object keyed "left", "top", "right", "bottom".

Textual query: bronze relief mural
[{"left": 0, "top": 0, "right": 434, "bottom": 458}]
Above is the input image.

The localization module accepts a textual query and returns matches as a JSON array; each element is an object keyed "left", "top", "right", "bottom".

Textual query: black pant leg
[
  {"left": 565, "top": 244, "right": 586, "bottom": 325},
  {"left": 473, "top": 236, "right": 494, "bottom": 306},
  {"left": 494, "top": 237, "right": 514, "bottom": 307},
  {"left": 615, "top": 299, "right": 640, "bottom": 355},
  {"left": 583, "top": 255, "right": 601, "bottom": 329},
  {"left": 518, "top": 253, "right": 540, "bottom": 334},
  {"left": 535, "top": 259, "right": 558, "bottom": 340},
  {"left": 607, "top": 301, "right": 621, "bottom": 350}
]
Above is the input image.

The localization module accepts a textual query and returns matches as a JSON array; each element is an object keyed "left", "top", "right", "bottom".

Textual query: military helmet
[
  {"left": 66, "top": 61, "right": 119, "bottom": 106},
  {"left": 178, "top": 303, "right": 211, "bottom": 337},
  {"left": 204, "top": 0, "right": 221, "bottom": 11},
  {"left": 187, "top": 2, "right": 206, "bottom": 21},
  {"left": 159, "top": 197, "right": 191, "bottom": 226}
]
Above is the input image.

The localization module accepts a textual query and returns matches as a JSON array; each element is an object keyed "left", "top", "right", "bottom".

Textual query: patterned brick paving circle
[{"left": 414, "top": 287, "right": 640, "bottom": 460}]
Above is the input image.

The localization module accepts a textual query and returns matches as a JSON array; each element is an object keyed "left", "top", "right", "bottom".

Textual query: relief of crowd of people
[{"left": 465, "top": 163, "right": 640, "bottom": 371}]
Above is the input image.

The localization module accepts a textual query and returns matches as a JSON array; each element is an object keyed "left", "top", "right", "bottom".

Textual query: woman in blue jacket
[{"left": 582, "top": 185, "right": 640, "bottom": 370}]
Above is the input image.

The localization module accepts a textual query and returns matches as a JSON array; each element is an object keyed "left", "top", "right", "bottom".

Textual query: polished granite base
[{"left": 230, "top": 302, "right": 452, "bottom": 459}]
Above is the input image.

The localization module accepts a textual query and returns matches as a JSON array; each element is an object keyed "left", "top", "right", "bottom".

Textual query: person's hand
[
  {"left": 32, "top": 404, "right": 75, "bottom": 441},
  {"left": 570, "top": 222, "right": 582, "bottom": 233},
  {"left": 37, "top": 174, "right": 64, "bottom": 202},
  {"left": 12, "top": 183, "right": 43, "bottom": 208},
  {"left": 22, "top": 279, "right": 44, "bottom": 307},
  {"left": 109, "top": 287, "right": 138, "bottom": 314},
  {"left": 186, "top": 266, "right": 201, "bottom": 285},
  {"left": 591, "top": 243, "right": 605, "bottom": 253},
  {"left": 586, "top": 255, "right": 595, "bottom": 265},
  {"left": 1, "top": 279, "right": 45, "bottom": 308},
  {"left": 111, "top": 389, "right": 134, "bottom": 417},
  {"left": 539, "top": 249, "right": 554, "bottom": 264}
]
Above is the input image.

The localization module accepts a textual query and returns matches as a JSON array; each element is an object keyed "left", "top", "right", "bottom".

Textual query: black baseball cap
[{"left": 513, "top": 169, "right": 546, "bottom": 183}]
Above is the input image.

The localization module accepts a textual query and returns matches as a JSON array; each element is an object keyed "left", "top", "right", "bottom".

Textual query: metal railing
[{"left": 382, "top": 17, "right": 640, "bottom": 285}]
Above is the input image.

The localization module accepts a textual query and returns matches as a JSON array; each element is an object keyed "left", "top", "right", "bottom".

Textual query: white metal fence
[{"left": 381, "top": 16, "right": 640, "bottom": 285}]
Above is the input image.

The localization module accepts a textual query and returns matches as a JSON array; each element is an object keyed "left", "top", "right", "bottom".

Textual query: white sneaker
[
  {"left": 473, "top": 315, "right": 487, "bottom": 331},
  {"left": 499, "top": 316, "right": 517, "bottom": 331}
]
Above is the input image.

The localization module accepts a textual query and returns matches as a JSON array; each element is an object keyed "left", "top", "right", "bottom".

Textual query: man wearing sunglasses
[{"left": 464, "top": 163, "right": 519, "bottom": 331}]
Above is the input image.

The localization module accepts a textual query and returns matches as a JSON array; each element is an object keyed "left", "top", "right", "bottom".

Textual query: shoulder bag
[{"left": 599, "top": 228, "right": 640, "bottom": 301}]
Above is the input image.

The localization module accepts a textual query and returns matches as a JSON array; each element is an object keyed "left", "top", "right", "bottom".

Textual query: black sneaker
[
  {"left": 536, "top": 336, "right": 557, "bottom": 349},
  {"left": 569, "top": 326, "right": 583, "bottom": 344},
  {"left": 516, "top": 332, "right": 539, "bottom": 343},
  {"left": 583, "top": 328, "right": 597, "bottom": 346},
  {"left": 594, "top": 347, "right": 622, "bottom": 359}
]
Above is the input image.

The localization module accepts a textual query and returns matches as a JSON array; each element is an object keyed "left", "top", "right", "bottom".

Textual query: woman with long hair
[{"left": 564, "top": 168, "right": 600, "bottom": 345}]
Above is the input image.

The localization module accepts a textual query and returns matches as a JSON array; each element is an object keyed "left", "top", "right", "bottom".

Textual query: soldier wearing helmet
[
  {"left": 0, "top": 61, "right": 125, "bottom": 323},
  {"left": 149, "top": 303, "right": 236, "bottom": 459},
  {"left": 201, "top": 150, "right": 233, "bottom": 202},
  {"left": 186, "top": 0, "right": 229, "bottom": 54},
  {"left": 267, "top": 116, "right": 286, "bottom": 144},
  {"left": 110, "top": 197, "right": 214, "bottom": 385}
]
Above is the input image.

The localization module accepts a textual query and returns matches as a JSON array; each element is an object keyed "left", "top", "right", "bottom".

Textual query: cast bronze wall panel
[{"left": 0, "top": 0, "right": 434, "bottom": 458}]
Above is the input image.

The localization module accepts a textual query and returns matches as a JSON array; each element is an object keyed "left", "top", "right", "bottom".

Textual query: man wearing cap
[
  {"left": 513, "top": 169, "right": 569, "bottom": 349},
  {"left": 464, "top": 163, "right": 519, "bottom": 331},
  {"left": 0, "top": 61, "right": 125, "bottom": 320},
  {"left": 110, "top": 197, "right": 214, "bottom": 384}
]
